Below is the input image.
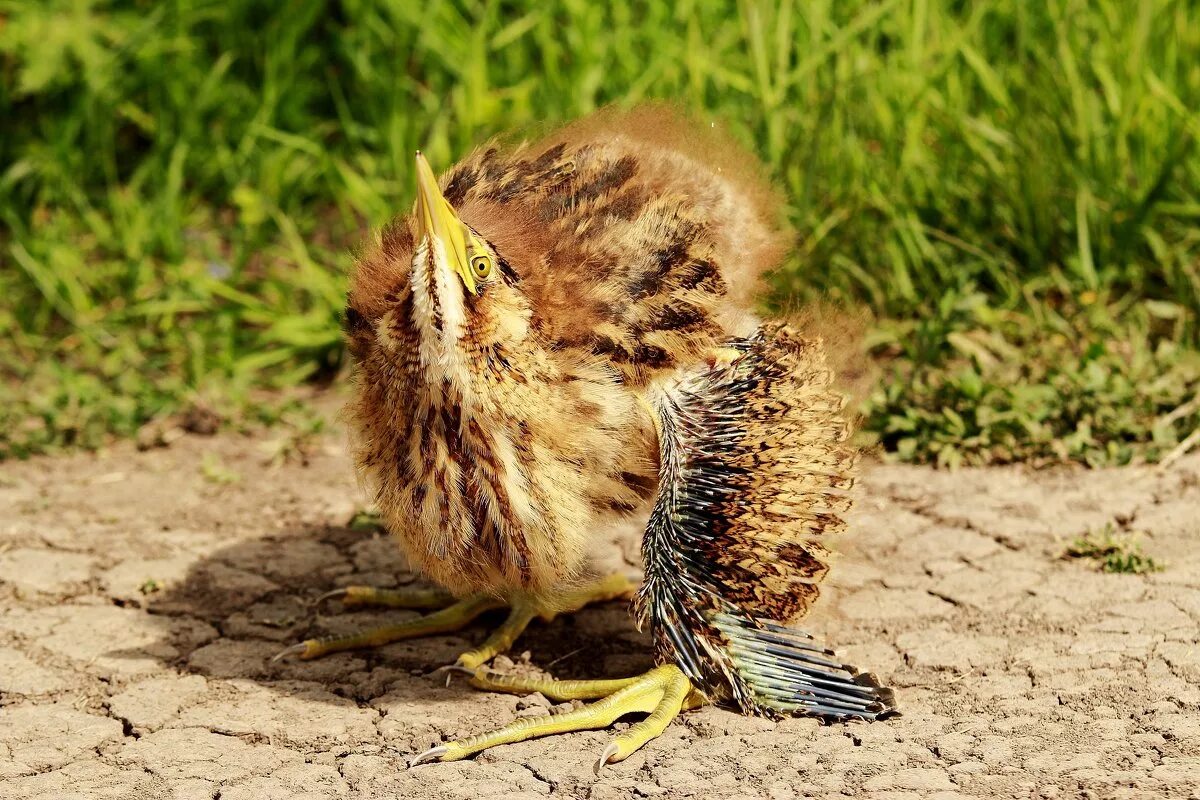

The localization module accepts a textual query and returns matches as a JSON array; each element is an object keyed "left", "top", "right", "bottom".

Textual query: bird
[{"left": 275, "top": 105, "right": 895, "bottom": 771}]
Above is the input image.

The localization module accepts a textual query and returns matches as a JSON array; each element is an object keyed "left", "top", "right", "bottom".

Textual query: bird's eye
[{"left": 471, "top": 254, "right": 493, "bottom": 280}]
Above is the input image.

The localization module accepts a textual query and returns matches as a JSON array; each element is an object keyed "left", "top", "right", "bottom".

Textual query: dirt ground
[{"left": 1, "top": 416, "right": 1198, "bottom": 800}]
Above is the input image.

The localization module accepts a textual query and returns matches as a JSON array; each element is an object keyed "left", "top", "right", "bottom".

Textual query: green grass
[
  {"left": 1065, "top": 522, "right": 1163, "bottom": 574},
  {"left": 863, "top": 291, "right": 1200, "bottom": 467},
  {"left": 3, "top": 0, "right": 1200, "bottom": 463},
  {"left": 199, "top": 452, "right": 241, "bottom": 485}
]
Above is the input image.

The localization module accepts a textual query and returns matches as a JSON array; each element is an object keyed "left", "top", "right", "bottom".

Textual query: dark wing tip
[
  {"left": 853, "top": 673, "right": 900, "bottom": 718},
  {"left": 714, "top": 613, "right": 898, "bottom": 721}
]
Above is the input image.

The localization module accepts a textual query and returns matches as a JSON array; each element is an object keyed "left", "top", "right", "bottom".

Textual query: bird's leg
[
  {"left": 273, "top": 573, "right": 636, "bottom": 664},
  {"left": 412, "top": 664, "right": 706, "bottom": 772},
  {"left": 454, "top": 572, "right": 637, "bottom": 669},
  {"left": 273, "top": 593, "right": 505, "bottom": 661}
]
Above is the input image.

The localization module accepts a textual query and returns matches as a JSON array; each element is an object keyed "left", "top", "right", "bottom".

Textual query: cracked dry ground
[{"left": 1, "top": 424, "right": 1198, "bottom": 800}]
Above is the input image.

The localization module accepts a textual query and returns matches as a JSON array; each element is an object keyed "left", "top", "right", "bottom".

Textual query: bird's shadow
[{"left": 136, "top": 520, "right": 654, "bottom": 709}]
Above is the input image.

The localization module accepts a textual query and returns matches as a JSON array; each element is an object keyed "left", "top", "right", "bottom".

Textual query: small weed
[
  {"left": 348, "top": 508, "right": 385, "bottom": 533},
  {"left": 1065, "top": 523, "right": 1162, "bottom": 575},
  {"left": 200, "top": 453, "right": 241, "bottom": 485},
  {"left": 259, "top": 404, "right": 326, "bottom": 467},
  {"left": 138, "top": 578, "right": 162, "bottom": 595}
]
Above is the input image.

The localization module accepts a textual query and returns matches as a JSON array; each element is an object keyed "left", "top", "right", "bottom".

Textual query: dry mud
[{"left": 1, "top": 420, "right": 1198, "bottom": 799}]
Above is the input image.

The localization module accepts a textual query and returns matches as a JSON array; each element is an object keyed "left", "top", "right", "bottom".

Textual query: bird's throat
[{"left": 409, "top": 239, "right": 473, "bottom": 395}]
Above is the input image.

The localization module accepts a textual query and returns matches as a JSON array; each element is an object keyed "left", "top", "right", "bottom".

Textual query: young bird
[{"left": 277, "top": 107, "right": 894, "bottom": 770}]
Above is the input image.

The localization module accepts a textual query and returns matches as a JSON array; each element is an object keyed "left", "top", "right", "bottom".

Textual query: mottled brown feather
[
  {"left": 345, "top": 106, "right": 802, "bottom": 598},
  {"left": 696, "top": 325, "right": 855, "bottom": 622}
]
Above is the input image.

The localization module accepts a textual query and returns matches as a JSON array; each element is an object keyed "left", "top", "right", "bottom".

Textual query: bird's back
[{"left": 445, "top": 106, "right": 788, "bottom": 386}]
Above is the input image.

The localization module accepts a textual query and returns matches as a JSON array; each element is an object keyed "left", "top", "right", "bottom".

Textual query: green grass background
[{"left": 2, "top": 0, "right": 1199, "bottom": 465}]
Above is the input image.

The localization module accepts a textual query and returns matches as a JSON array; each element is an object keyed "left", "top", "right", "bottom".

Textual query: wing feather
[{"left": 636, "top": 324, "right": 895, "bottom": 719}]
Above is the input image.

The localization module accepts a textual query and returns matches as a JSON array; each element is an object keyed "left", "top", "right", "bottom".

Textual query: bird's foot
[
  {"left": 411, "top": 664, "right": 706, "bottom": 772},
  {"left": 272, "top": 573, "right": 637, "bottom": 666}
]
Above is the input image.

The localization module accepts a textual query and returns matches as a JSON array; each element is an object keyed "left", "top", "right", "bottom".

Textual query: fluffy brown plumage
[
  {"left": 345, "top": 107, "right": 789, "bottom": 598},
  {"left": 313, "top": 107, "right": 895, "bottom": 768}
]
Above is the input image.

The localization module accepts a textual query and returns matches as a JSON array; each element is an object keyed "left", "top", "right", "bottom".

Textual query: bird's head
[{"left": 345, "top": 152, "right": 537, "bottom": 408}]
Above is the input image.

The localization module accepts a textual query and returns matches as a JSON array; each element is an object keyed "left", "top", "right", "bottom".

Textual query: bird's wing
[{"left": 635, "top": 323, "right": 895, "bottom": 719}]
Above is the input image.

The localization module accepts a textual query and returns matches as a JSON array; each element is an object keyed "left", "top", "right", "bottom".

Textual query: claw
[
  {"left": 270, "top": 642, "right": 312, "bottom": 663},
  {"left": 594, "top": 742, "right": 620, "bottom": 775},
  {"left": 314, "top": 587, "right": 350, "bottom": 609},
  {"left": 432, "top": 664, "right": 477, "bottom": 678},
  {"left": 431, "top": 663, "right": 478, "bottom": 687},
  {"left": 410, "top": 745, "right": 449, "bottom": 767}
]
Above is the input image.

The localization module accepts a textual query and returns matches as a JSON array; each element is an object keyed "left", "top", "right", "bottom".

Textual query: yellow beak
[{"left": 414, "top": 152, "right": 476, "bottom": 294}]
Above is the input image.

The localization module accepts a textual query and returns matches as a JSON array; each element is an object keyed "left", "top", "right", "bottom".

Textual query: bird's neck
[{"left": 409, "top": 239, "right": 474, "bottom": 394}]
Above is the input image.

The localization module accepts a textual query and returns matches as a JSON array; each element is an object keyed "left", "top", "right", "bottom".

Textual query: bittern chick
[{"left": 276, "top": 107, "right": 894, "bottom": 770}]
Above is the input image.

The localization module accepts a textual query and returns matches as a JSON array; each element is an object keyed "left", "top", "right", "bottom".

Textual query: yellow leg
[
  {"left": 454, "top": 603, "right": 537, "bottom": 669},
  {"left": 553, "top": 573, "right": 640, "bottom": 614},
  {"left": 273, "top": 594, "right": 504, "bottom": 661},
  {"left": 453, "top": 573, "right": 638, "bottom": 670},
  {"left": 273, "top": 573, "right": 637, "bottom": 665},
  {"left": 466, "top": 668, "right": 644, "bottom": 699},
  {"left": 411, "top": 664, "right": 706, "bottom": 773}
]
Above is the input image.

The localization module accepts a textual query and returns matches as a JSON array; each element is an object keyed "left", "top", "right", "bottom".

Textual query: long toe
[
  {"left": 272, "top": 594, "right": 504, "bottom": 662},
  {"left": 410, "top": 664, "right": 697, "bottom": 765}
]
